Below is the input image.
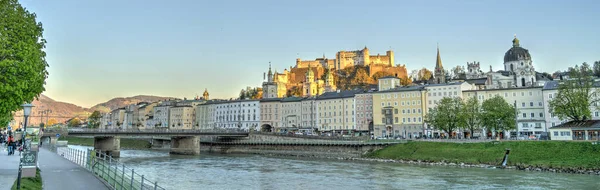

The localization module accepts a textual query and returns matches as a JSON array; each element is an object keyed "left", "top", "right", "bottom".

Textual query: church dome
[{"left": 504, "top": 36, "right": 531, "bottom": 62}]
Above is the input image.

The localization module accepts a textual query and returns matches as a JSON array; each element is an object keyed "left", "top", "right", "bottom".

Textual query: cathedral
[
  {"left": 486, "top": 36, "right": 545, "bottom": 89},
  {"left": 263, "top": 64, "right": 337, "bottom": 98}
]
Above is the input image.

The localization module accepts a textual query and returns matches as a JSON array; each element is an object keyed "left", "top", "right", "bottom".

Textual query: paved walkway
[
  {"left": 0, "top": 145, "right": 19, "bottom": 190},
  {"left": 38, "top": 148, "right": 108, "bottom": 190}
]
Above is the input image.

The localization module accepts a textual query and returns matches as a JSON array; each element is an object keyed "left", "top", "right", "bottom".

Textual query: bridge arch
[{"left": 260, "top": 124, "right": 273, "bottom": 132}]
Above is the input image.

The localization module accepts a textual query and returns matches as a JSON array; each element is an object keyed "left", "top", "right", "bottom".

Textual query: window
[
  {"left": 394, "top": 94, "right": 398, "bottom": 98},
  {"left": 522, "top": 113, "right": 526, "bottom": 118},
  {"left": 454, "top": 91, "right": 457, "bottom": 96},
  {"left": 418, "top": 117, "right": 422, "bottom": 122},
  {"left": 407, "top": 118, "right": 411, "bottom": 122},
  {"left": 529, "top": 91, "right": 533, "bottom": 96},
  {"left": 530, "top": 102, "right": 534, "bottom": 107},
  {"left": 402, "top": 109, "right": 405, "bottom": 114},
  {"left": 381, "top": 94, "right": 385, "bottom": 99},
  {"left": 549, "top": 94, "right": 553, "bottom": 99},
  {"left": 412, "top": 109, "right": 416, "bottom": 113},
  {"left": 395, "top": 117, "right": 398, "bottom": 123},
  {"left": 539, "top": 113, "right": 543, "bottom": 117},
  {"left": 535, "top": 123, "right": 542, "bottom": 128},
  {"left": 394, "top": 102, "right": 398, "bottom": 106},
  {"left": 553, "top": 131, "right": 558, "bottom": 136},
  {"left": 402, "top": 118, "right": 406, "bottom": 122},
  {"left": 387, "top": 94, "right": 391, "bottom": 99},
  {"left": 512, "top": 92, "right": 516, "bottom": 97},
  {"left": 504, "top": 93, "right": 508, "bottom": 97},
  {"left": 429, "top": 100, "right": 432, "bottom": 104},
  {"left": 596, "top": 112, "right": 599, "bottom": 117},
  {"left": 418, "top": 109, "right": 422, "bottom": 113},
  {"left": 521, "top": 92, "right": 524, "bottom": 96},
  {"left": 522, "top": 102, "right": 525, "bottom": 107},
  {"left": 530, "top": 113, "right": 534, "bottom": 118},
  {"left": 539, "top": 102, "right": 542, "bottom": 106},
  {"left": 401, "top": 102, "right": 405, "bottom": 106},
  {"left": 394, "top": 109, "right": 398, "bottom": 114}
]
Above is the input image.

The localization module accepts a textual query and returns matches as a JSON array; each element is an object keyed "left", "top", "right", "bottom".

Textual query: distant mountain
[
  {"left": 88, "top": 95, "right": 178, "bottom": 113},
  {"left": 11, "top": 94, "right": 176, "bottom": 127}
]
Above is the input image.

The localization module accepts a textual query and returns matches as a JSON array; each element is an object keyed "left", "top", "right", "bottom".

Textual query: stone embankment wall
[{"left": 200, "top": 143, "right": 389, "bottom": 158}]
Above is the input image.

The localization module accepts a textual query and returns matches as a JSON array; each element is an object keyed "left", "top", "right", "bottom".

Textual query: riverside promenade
[
  {"left": 0, "top": 148, "right": 19, "bottom": 190},
  {"left": 38, "top": 148, "right": 108, "bottom": 190}
]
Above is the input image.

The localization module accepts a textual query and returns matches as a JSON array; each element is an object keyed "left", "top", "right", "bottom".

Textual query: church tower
[
  {"left": 202, "top": 89, "right": 209, "bottom": 100},
  {"left": 324, "top": 66, "right": 336, "bottom": 92},
  {"left": 303, "top": 65, "right": 318, "bottom": 97},
  {"left": 434, "top": 44, "right": 446, "bottom": 84},
  {"left": 262, "top": 63, "right": 279, "bottom": 99}
]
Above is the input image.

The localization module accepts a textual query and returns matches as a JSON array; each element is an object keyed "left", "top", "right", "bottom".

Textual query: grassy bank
[
  {"left": 63, "top": 137, "right": 151, "bottom": 149},
  {"left": 12, "top": 168, "right": 42, "bottom": 190},
  {"left": 367, "top": 141, "right": 600, "bottom": 169}
]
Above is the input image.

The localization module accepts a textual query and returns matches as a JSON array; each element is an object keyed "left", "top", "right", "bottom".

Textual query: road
[
  {"left": 38, "top": 148, "right": 109, "bottom": 190},
  {"left": 0, "top": 146, "right": 19, "bottom": 190}
]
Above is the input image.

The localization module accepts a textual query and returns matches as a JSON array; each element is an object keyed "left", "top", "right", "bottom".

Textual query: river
[{"left": 68, "top": 145, "right": 599, "bottom": 190}]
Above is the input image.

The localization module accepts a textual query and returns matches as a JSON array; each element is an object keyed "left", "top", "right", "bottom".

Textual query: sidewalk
[
  {"left": 38, "top": 148, "right": 109, "bottom": 190},
  {"left": 0, "top": 146, "right": 19, "bottom": 190}
]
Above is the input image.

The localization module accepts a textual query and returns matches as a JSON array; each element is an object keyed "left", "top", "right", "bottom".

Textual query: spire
[
  {"left": 436, "top": 43, "right": 443, "bottom": 69},
  {"left": 267, "top": 62, "right": 272, "bottom": 76},
  {"left": 512, "top": 34, "right": 520, "bottom": 47}
]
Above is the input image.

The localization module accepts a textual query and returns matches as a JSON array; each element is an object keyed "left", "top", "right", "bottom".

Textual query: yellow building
[
  {"left": 169, "top": 106, "right": 195, "bottom": 129},
  {"left": 137, "top": 102, "right": 157, "bottom": 129},
  {"left": 259, "top": 98, "right": 282, "bottom": 132},
  {"left": 378, "top": 76, "right": 401, "bottom": 91},
  {"left": 316, "top": 90, "right": 362, "bottom": 134},
  {"left": 372, "top": 86, "right": 427, "bottom": 138}
]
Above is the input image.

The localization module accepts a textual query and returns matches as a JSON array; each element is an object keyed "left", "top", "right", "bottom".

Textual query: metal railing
[
  {"left": 67, "top": 128, "right": 248, "bottom": 134},
  {"left": 46, "top": 145, "right": 166, "bottom": 190}
]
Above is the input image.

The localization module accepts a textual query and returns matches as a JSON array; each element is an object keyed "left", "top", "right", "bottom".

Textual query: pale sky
[{"left": 19, "top": 0, "right": 600, "bottom": 107}]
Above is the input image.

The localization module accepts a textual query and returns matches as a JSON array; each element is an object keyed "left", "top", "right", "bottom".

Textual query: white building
[
  {"left": 463, "top": 86, "right": 546, "bottom": 138},
  {"left": 378, "top": 76, "right": 401, "bottom": 91},
  {"left": 424, "top": 82, "right": 477, "bottom": 136},
  {"left": 213, "top": 100, "right": 260, "bottom": 131},
  {"left": 281, "top": 97, "right": 303, "bottom": 131},
  {"left": 300, "top": 97, "right": 317, "bottom": 132}
]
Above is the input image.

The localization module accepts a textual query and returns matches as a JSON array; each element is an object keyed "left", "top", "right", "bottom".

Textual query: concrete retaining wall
[{"left": 200, "top": 143, "right": 389, "bottom": 158}]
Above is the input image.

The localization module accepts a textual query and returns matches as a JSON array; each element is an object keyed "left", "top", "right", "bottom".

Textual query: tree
[
  {"left": 418, "top": 68, "right": 432, "bottom": 81},
  {"left": 88, "top": 111, "right": 101, "bottom": 128},
  {"left": 425, "top": 97, "right": 463, "bottom": 138},
  {"left": 239, "top": 89, "right": 246, "bottom": 99},
  {"left": 549, "top": 63, "right": 600, "bottom": 121},
  {"left": 286, "top": 86, "right": 302, "bottom": 97},
  {"left": 593, "top": 61, "right": 600, "bottom": 77},
  {"left": 460, "top": 96, "right": 481, "bottom": 138},
  {"left": 400, "top": 75, "right": 412, "bottom": 86},
  {"left": 68, "top": 118, "right": 81, "bottom": 127},
  {"left": 46, "top": 118, "right": 57, "bottom": 126},
  {"left": 0, "top": 0, "right": 49, "bottom": 122},
  {"left": 481, "top": 96, "right": 517, "bottom": 139}
]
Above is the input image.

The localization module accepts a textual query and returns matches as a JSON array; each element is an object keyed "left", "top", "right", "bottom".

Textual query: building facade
[
  {"left": 259, "top": 98, "right": 281, "bottom": 132},
  {"left": 316, "top": 90, "right": 361, "bottom": 134},
  {"left": 355, "top": 92, "right": 374, "bottom": 135},
  {"left": 424, "top": 82, "right": 476, "bottom": 136},
  {"left": 300, "top": 97, "right": 317, "bottom": 132},
  {"left": 378, "top": 76, "right": 401, "bottom": 91},
  {"left": 281, "top": 97, "right": 303, "bottom": 131},
  {"left": 213, "top": 100, "right": 260, "bottom": 131},
  {"left": 372, "top": 86, "right": 427, "bottom": 138},
  {"left": 169, "top": 106, "right": 195, "bottom": 129}
]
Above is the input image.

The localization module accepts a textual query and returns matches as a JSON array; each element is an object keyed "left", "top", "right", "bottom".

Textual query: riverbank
[
  {"left": 11, "top": 168, "right": 42, "bottom": 190},
  {"left": 365, "top": 141, "right": 600, "bottom": 175},
  {"left": 62, "top": 137, "right": 151, "bottom": 149}
]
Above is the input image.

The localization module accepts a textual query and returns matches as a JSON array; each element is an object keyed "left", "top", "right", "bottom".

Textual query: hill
[
  {"left": 88, "top": 95, "right": 178, "bottom": 113},
  {"left": 10, "top": 94, "right": 176, "bottom": 127}
]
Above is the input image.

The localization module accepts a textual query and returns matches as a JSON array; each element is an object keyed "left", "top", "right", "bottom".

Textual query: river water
[{"left": 68, "top": 145, "right": 599, "bottom": 190}]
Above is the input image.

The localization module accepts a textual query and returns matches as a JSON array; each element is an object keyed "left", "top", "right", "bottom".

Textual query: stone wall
[{"left": 200, "top": 143, "right": 388, "bottom": 159}]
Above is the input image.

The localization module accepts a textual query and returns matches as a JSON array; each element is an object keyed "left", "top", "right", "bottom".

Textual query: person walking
[{"left": 7, "top": 135, "right": 15, "bottom": 155}]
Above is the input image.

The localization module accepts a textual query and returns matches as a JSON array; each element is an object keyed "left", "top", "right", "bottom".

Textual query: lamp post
[{"left": 17, "top": 103, "right": 34, "bottom": 190}]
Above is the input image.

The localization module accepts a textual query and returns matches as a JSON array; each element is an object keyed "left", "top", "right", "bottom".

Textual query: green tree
[
  {"left": 460, "top": 96, "right": 481, "bottom": 138},
  {"left": 400, "top": 75, "right": 412, "bottom": 86},
  {"left": 239, "top": 89, "right": 246, "bottom": 99},
  {"left": 88, "top": 111, "right": 101, "bottom": 128},
  {"left": 481, "top": 96, "right": 517, "bottom": 139},
  {"left": 425, "top": 97, "right": 463, "bottom": 138},
  {"left": 549, "top": 63, "right": 600, "bottom": 121},
  {"left": 0, "top": 0, "right": 49, "bottom": 122},
  {"left": 593, "top": 61, "right": 600, "bottom": 77},
  {"left": 68, "top": 118, "right": 81, "bottom": 127}
]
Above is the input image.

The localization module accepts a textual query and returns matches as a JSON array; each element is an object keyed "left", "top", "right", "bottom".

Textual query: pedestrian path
[
  {"left": 38, "top": 148, "right": 109, "bottom": 190},
  {"left": 0, "top": 145, "right": 19, "bottom": 190}
]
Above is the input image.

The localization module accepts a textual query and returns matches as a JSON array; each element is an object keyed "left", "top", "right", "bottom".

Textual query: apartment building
[
  {"left": 424, "top": 82, "right": 476, "bottom": 137},
  {"left": 372, "top": 86, "right": 427, "bottom": 138},
  {"left": 281, "top": 97, "right": 303, "bottom": 131},
  {"left": 355, "top": 92, "right": 373, "bottom": 135},
  {"left": 169, "top": 105, "right": 195, "bottom": 129},
  {"left": 316, "top": 90, "right": 362, "bottom": 134},
  {"left": 213, "top": 100, "right": 260, "bottom": 131},
  {"left": 300, "top": 97, "right": 317, "bottom": 132}
]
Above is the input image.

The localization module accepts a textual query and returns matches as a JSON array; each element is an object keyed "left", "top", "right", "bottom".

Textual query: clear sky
[{"left": 19, "top": 0, "right": 600, "bottom": 107}]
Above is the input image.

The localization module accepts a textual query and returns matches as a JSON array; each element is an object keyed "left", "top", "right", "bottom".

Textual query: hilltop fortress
[{"left": 262, "top": 47, "right": 408, "bottom": 98}]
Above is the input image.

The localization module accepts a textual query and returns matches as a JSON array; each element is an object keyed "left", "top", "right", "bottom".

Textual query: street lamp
[{"left": 17, "top": 102, "right": 34, "bottom": 189}]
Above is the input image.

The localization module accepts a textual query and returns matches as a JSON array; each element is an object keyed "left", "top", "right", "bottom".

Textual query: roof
[
  {"left": 423, "top": 81, "right": 465, "bottom": 88},
  {"left": 464, "top": 78, "right": 487, "bottom": 85},
  {"left": 281, "top": 97, "right": 304, "bottom": 102},
  {"left": 504, "top": 37, "right": 531, "bottom": 62},
  {"left": 379, "top": 76, "right": 399, "bottom": 79},
  {"left": 542, "top": 80, "right": 559, "bottom": 90},
  {"left": 372, "top": 85, "right": 425, "bottom": 94},
  {"left": 259, "top": 98, "right": 283, "bottom": 102},
  {"left": 550, "top": 120, "right": 600, "bottom": 130},
  {"left": 463, "top": 86, "right": 542, "bottom": 92},
  {"left": 316, "top": 89, "right": 363, "bottom": 100}
]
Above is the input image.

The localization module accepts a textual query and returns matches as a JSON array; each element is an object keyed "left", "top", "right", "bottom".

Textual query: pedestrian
[{"left": 7, "top": 135, "right": 15, "bottom": 155}]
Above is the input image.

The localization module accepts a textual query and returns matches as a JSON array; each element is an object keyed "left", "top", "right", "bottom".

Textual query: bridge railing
[
  {"left": 67, "top": 128, "right": 248, "bottom": 134},
  {"left": 45, "top": 145, "right": 166, "bottom": 190}
]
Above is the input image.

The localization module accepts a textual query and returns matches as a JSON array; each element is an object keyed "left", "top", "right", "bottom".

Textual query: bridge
[{"left": 41, "top": 128, "right": 249, "bottom": 158}]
